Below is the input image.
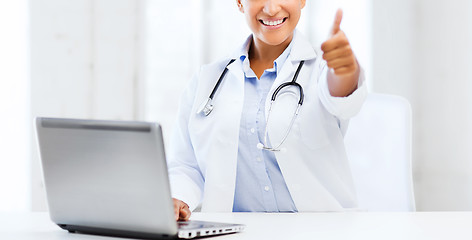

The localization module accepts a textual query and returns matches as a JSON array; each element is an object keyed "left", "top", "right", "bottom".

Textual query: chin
[{"left": 261, "top": 32, "right": 293, "bottom": 46}]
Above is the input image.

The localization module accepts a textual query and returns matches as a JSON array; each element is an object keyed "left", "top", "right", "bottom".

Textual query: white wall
[
  {"left": 412, "top": 0, "right": 472, "bottom": 211},
  {"left": 372, "top": 0, "right": 472, "bottom": 210},
  {"left": 0, "top": 0, "right": 30, "bottom": 212},
  {"left": 29, "top": 0, "right": 144, "bottom": 211}
]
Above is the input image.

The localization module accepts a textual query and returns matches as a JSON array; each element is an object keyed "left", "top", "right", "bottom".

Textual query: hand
[
  {"left": 173, "top": 198, "right": 191, "bottom": 221},
  {"left": 321, "top": 9, "right": 360, "bottom": 97}
]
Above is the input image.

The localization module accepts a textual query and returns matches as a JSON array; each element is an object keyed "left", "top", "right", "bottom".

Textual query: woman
[{"left": 168, "top": 0, "right": 367, "bottom": 220}]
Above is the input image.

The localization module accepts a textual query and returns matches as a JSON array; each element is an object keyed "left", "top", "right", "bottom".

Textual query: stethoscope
[{"left": 197, "top": 59, "right": 305, "bottom": 152}]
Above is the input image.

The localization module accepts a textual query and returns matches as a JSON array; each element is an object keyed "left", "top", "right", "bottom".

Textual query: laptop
[{"left": 35, "top": 117, "right": 245, "bottom": 239}]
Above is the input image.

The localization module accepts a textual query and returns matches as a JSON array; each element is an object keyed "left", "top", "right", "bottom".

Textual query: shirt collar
[
  {"left": 238, "top": 36, "right": 255, "bottom": 78},
  {"left": 233, "top": 29, "right": 317, "bottom": 64},
  {"left": 237, "top": 35, "right": 294, "bottom": 78}
]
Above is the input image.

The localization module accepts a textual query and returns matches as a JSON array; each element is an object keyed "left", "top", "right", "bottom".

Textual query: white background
[{"left": 0, "top": 0, "right": 471, "bottom": 212}]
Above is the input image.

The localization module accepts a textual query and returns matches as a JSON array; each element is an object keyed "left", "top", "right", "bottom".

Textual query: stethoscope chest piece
[
  {"left": 197, "top": 98, "right": 214, "bottom": 116},
  {"left": 196, "top": 59, "right": 236, "bottom": 117}
]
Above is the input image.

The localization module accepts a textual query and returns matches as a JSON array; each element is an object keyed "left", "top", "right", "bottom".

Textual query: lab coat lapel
[
  {"left": 264, "top": 30, "right": 317, "bottom": 120},
  {"left": 200, "top": 60, "right": 244, "bottom": 212}
]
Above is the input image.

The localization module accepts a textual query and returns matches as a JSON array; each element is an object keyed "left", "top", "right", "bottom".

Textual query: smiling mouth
[{"left": 260, "top": 17, "right": 287, "bottom": 26}]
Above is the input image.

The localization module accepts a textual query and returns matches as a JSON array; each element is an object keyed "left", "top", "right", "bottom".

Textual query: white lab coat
[{"left": 167, "top": 30, "right": 367, "bottom": 212}]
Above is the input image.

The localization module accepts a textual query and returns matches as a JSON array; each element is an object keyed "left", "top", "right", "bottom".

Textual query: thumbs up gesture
[{"left": 321, "top": 9, "right": 360, "bottom": 97}]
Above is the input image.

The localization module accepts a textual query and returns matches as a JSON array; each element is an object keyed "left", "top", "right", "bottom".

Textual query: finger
[
  {"left": 179, "top": 210, "right": 189, "bottom": 221},
  {"left": 323, "top": 45, "right": 352, "bottom": 61},
  {"left": 179, "top": 206, "right": 191, "bottom": 221},
  {"left": 330, "top": 8, "right": 343, "bottom": 37},
  {"left": 321, "top": 32, "right": 349, "bottom": 52},
  {"left": 333, "top": 65, "right": 358, "bottom": 75},
  {"left": 326, "top": 57, "right": 355, "bottom": 70}
]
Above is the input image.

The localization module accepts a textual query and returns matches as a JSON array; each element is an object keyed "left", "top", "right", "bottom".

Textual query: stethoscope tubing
[
  {"left": 209, "top": 59, "right": 236, "bottom": 100},
  {"left": 199, "top": 59, "right": 305, "bottom": 151}
]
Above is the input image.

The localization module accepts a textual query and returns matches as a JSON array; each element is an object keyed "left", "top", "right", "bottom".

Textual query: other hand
[
  {"left": 173, "top": 198, "right": 191, "bottom": 221},
  {"left": 321, "top": 9, "right": 360, "bottom": 97}
]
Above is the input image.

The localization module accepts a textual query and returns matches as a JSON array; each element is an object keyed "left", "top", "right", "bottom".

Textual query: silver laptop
[{"left": 35, "top": 117, "right": 244, "bottom": 239}]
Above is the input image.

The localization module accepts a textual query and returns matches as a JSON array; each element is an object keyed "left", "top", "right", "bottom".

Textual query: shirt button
[
  {"left": 250, "top": 128, "right": 255, "bottom": 133},
  {"left": 264, "top": 186, "right": 270, "bottom": 192},
  {"left": 256, "top": 157, "right": 262, "bottom": 162}
]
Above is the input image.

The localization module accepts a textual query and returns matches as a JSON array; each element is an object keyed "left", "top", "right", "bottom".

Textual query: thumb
[{"left": 330, "top": 9, "right": 343, "bottom": 37}]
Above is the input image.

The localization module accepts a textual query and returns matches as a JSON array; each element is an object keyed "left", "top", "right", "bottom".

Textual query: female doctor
[{"left": 168, "top": 0, "right": 367, "bottom": 220}]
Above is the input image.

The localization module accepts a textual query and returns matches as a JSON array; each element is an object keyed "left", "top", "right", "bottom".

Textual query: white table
[{"left": 1, "top": 212, "right": 472, "bottom": 240}]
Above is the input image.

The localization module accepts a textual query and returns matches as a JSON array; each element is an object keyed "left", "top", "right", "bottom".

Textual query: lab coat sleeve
[
  {"left": 167, "top": 71, "right": 205, "bottom": 211},
  {"left": 318, "top": 63, "right": 368, "bottom": 120}
]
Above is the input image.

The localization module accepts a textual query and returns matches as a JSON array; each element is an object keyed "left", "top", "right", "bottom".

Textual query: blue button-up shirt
[{"left": 232, "top": 40, "right": 297, "bottom": 212}]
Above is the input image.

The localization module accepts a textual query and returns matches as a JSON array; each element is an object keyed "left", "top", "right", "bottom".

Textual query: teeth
[{"left": 262, "top": 19, "right": 284, "bottom": 26}]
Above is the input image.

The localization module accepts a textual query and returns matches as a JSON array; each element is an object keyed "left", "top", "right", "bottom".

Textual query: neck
[
  {"left": 248, "top": 34, "right": 293, "bottom": 79},
  {"left": 249, "top": 35, "right": 293, "bottom": 64}
]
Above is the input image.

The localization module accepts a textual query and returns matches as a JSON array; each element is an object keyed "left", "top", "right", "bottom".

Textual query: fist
[
  {"left": 321, "top": 9, "right": 358, "bottom": 76},
  {"left": 321, "top": 9, "right": 360, "bottom": 97},
  {"left": 173, "top": 198, "right": 191, "bottom": 221}
]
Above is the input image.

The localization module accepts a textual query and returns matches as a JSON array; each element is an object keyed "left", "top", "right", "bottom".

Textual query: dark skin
[
  {"left": 248, "top": 32, "right": 292, "bottom": 79},
  {"left": 173, "top": 198, "right": 191, "bottom": 221}
]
